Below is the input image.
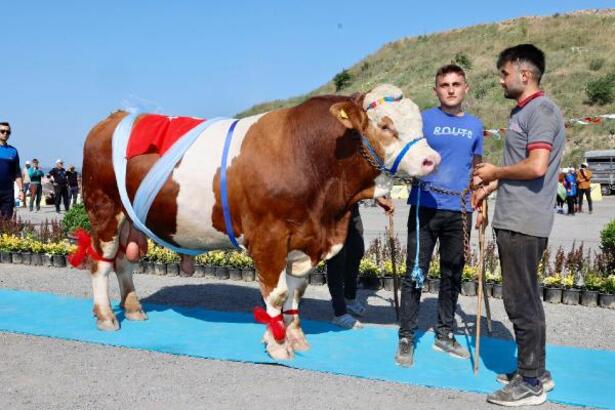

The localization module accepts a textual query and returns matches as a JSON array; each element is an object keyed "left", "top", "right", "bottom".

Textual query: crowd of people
[
  {"left": 0, "top": 121, "right": 80, "bottom": 219},
  {"left": 557, "top": 164, "right": 593, "bottom": 215},
  {"left": 1, "top": 43, "right": 570, "bottom": 407}
]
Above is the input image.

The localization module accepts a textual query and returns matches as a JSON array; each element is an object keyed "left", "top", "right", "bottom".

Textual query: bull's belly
[{"left": 167, "top": 115, "right": 264, "bottom": 250}]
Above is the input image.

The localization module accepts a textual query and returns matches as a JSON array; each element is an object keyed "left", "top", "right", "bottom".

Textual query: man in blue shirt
[
  {"left": 0, "top": 122, "right": 24, "bottom": 219},
  {"left": 395, "top": 65, "right": 483, "bottom": 367}
]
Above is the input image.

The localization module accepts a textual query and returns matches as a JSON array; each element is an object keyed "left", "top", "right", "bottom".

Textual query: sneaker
[
  {"left": 487, "top": 376, "right": 546, "bottom": 407},
  {"left": 497, "top": 370, "right": 555, "bottom": 392},
  {"left": 346, "top": 299, "right": 366, "bottom": 316},
  {"left": 433, "top": 333, "right": 470, "bottom": 359},
  {"left": 331, "top": 313, "right": 363, "bottom": 329},
  {"left": 395, "top": 337, "right": 414, "bottom": 367}
]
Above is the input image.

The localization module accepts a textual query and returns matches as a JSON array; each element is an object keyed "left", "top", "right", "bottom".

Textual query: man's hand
[
  {"left": 375, "top": 197, "right": 394, "bottom": 215},
  {"left": 473, "top": 162, "right": 499, "bottom": 184},
  {"left": 474, "top": 205, "right": 488, "bottom": 230},
  {"left": 17, "top": 191, "right": 24, "bottom": 202}
]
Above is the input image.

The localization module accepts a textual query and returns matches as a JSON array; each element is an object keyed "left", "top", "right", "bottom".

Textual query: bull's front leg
[
  {"left": 283, "top": 251, "right": 312, "bottom": 352},
  {"left": 91, "top": 258, "right": 120, "bottom": 331},
  {"left": 259, "top": 272, "right": 294, "bottom": 360}
]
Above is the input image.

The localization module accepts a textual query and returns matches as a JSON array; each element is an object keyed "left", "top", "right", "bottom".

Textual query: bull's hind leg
[{"left": 115, "top": 221, "right": 148, "bottom": 321}]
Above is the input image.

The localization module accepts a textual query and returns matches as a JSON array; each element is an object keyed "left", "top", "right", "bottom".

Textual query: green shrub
[
  {"left": 585, "top": 74, "right": 615, "bottom": 105},
  {"left": 454, "top": 52, "right": 472, "bottom": 70},
  {"left": 600, "top": 219, "right": 615, "bottom": 274},
  {"left": 61, "top": 203, "right": 91, "bottom": 235},
  {"left": 603, "top": 275, "right": 615, "bottom": 294},
  {"left": 333, "top": 69, "right": 352, "bottom": 92},
  {"left": 589, "top": 58, "right": 605, "bottom": 71}
]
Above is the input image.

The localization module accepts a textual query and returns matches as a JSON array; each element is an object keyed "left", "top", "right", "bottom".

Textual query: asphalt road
[{"left": 2, "top": 264, "right": 614, "bottom": 410}]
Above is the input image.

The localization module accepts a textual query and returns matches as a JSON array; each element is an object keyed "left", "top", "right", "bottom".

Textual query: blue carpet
[{"left": 0, "top": 289, "right": 613, "bottom": 408}]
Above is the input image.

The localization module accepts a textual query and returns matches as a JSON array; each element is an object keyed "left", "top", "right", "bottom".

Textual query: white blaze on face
[{"left": 363, "top": 84, "right": 440, "bottom": 179}]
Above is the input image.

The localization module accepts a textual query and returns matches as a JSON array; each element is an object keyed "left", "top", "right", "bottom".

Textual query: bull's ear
[{"left": 330, "top": 101, "right": 366, "bottom": 130}]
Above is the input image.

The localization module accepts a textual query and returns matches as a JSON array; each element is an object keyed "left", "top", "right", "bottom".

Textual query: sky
[{"left": 1, "top": 0, "right": 613, "bottom": 168}]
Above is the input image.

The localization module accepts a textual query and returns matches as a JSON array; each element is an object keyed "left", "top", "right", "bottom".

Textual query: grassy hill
[{"left": 238, "top": 9, "right": 615, "bottom": 166}]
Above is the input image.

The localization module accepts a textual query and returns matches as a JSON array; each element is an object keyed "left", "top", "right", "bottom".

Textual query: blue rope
[
  {"left": 411, "top": 189, "right": 424, "bottom": 289},
  {"left": 221, "top": 119, "right": 240, "bottom": 248}
]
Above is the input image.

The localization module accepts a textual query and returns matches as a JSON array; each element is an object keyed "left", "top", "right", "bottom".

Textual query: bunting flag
[{"left": 483, "top": 113, "right": 615, "bottom": 139}]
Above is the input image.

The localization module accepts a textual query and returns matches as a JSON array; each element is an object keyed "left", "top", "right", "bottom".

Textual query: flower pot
[
  {"left": 11, "top": 252, "right": 23, "bottom": 264},
  {"left": 242, "top": 268, "right": 256, "bottom": 282},
  {"left": 1, "top": 252, "right": 13, "bottom": 264},
  {"left": 461, "top": 281, "right": 477, "bottom": 296},
  {"left": 383, "top": 276, "right": 395, "bottom": 292},
  {"left": 154, "top": 262, "right": 167, "bottom": 276},
  {"left": 483, "top": 282, "right": 493, "bottom": 298},
  {"left": 310, "top": 272, "right": 326, "bottom": 285},
  {"left": 580, "top": 290, "right": 599, "bottom": 307},
  {"left": 599, "top": 293, "right": 615, "bottom": 309},
  {"left": 215, "top": 266, "right": 229, "bottom": 280},
  {"left": 42, "top": 254, "right": 52, "bottom": 267},
  {"left": 21, "top": 252, "right": 33, "bottom": 265},
  {"left": 492, "top": 284, "right": 503, "bottom": 299},
  {"left": 135, "top": 261, "right": 146, "bottom": 274},
  {"left": 229, "top": 268, "right": 242, "bottom": 281},
  {"left": 360, "top": 276, "right": 381, "bottom": 290},
  {"left": 143, "top": 261, "right": 155, "bottom": 275},
  {"left": 166, "top": 263, "right": 180, "bottom": 276},
  {"left": 31, "top": 253, "right": 42, "bottom": 266},
  {"left": 428, "top": 278, "right": 440, "bottom": 294},
  {"left": 204, "top": 265, "right": 216, "bottom": 279},
  {"left": 193, "top": 265, "right": 206, "bottom": 278},
  {"left": 52, "top": 255, "right": 66, "bottom": 268},
  {"left": 544, "top": 287, "right": 562, "bottom": 304},
  {"left": 562, "top": 289, "right": 581, "bottom": 305},
  {"left": 538, "top": 285, "right": 545, "bottom": 300}
]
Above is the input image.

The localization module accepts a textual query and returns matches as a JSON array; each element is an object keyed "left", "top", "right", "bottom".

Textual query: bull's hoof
[
  {"left": 286, "top": 326, "right": 310, "bottom": 352},
  {"left": 263, "top": 331, "right": 294, "bottom": 360},
  {"left": 125, "top": 309, "right": 148, "bottom": 321},
  {"left": 96, "top": 317, "right": 120, "bottom": 331}
]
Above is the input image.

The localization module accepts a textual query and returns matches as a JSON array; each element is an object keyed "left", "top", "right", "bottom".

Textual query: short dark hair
[
  {"left": 435, "top": 64, "right": 466, "bottom": 84},
  {"left": 497, "top": 44, "right": 545, "bottom": 84},
  {"left": 0, "top": 122, "right": 10, "bottom": 128}
]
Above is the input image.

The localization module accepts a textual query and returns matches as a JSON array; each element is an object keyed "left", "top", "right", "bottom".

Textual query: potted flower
[
  {"left": 359, "top": 257, "right": 381, "bottom": 290},
  {"left": 226, "top": 251, "right": 244, "bottom": 281},
  {"left": 239, "top": 252, "right": 255, "bottom": 282},
  {"left": 44, "top": 241, "right": 71, "bottom": 267},
  {"left": 491, "top": 267, "right": 503, "bottom": 299},
  {"left": 427, "top": 259, "right": 440, "bottom": 294},
  {"left": 543, "top": 274, "right": 563, "bottom": 304},
  {"left": 599, "top": 275, "right": 615, "bottom": 309},
  {"left": 162, "top": 248, "right": 180, "bottom": 276},
  {"left": 581, "top": 273, "right": 603, "bottom": 307},
  {"left": 310, "top": 261, "right": 326, "bottom": 285},
  {"left": 11, "top": 236, "right": 25, "bottom": 264},
  {"left": 29, "top": 239, "right": 44, "bottom": 266},
  {"left": 209, "top": 251, "right": 229, "bottom": 280},
  {"left": 0, "top": 234, "right": 16, "bottom": 263},
  {"left": 461, "top": 265, "right": 477, "bottom": 296},
  {"left": 561, "top": 274, "right": 580, "bottom": 305},
  {"left": 382, "top": 260, "right": 405, "bottom": 291}
]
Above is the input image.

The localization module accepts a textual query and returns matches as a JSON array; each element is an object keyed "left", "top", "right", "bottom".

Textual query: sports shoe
[
  {"left": 433, "top": 333, "right": 470, "bottom": 359},
  {"left": 331, "top": 313, "right": 363, "bottom": 329},
  {"left": 497, "top": 370, "right": 555, "bottom": 392},
  {"left": 487, "top": 376, "right": 546, "bottom": 407},
  {"left": 395, "top": 337, "right": 414, "bottom": 367},
  {"left": 345, "top": 299, "right": 366, "bottom": 316}
]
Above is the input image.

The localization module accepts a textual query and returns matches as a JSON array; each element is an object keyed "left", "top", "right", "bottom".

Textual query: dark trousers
[
  {"left": 555, "top": 195, "right": 564, "bottom": 209},
  {"left": 326, "top": 204, "right": 364, "bottom": 317},
  {"left": 566, "top": 196, "right": 575, "bottom": 215},
  {"left": 69, "top": 186, "right": 79, "bottom": 207},
  {"left": 54, "top": 184, "right": 70, "bottom": 212},
  {"left": 0, "top": 189, "right": 15, "bottom": 219},
  {"left": 496, "top": 229, "right": 547, "bottom": 378},
  {"left": 399, "top": 207, "right": 469, "bottom": 341},
  {"left": 577, "top": 188, "right": 592, "bottom": 212},
  {"left": 29, "top": 184, "right": 42, "bottom": 211}
]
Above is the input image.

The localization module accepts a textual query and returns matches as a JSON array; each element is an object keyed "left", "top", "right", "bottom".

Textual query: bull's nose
[{"left": 421, "top": 153, "right": 440, "bottom": 174}]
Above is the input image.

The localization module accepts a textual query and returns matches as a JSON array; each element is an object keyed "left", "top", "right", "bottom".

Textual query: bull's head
[{"left": 330, "top": 84, "right": 440, "bottom": 181}]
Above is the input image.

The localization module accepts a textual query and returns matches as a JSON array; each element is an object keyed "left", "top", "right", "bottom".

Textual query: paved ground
[{"left": 2, "top": 264, "right": 614, "bottom": 409}]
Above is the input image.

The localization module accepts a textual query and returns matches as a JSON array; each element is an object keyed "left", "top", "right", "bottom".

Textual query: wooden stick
[
  {"left": 388, "top": 214, "right": 400, "bottom": 321},
  {"left": 474, "top": 199, "right": 488, "bottom": 374}
]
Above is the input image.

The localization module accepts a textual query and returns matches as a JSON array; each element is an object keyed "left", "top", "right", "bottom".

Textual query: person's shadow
[{"left": 139, "top": 283, "right": 516, "bottom": 373}]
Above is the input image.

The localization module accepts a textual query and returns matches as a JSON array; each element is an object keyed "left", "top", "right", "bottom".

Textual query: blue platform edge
[{"left": 0, "top": 289, "right": 613, "bottom": 409}]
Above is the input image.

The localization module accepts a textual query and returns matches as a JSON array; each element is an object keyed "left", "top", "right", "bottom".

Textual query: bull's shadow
[{"left": 138, "top": 282, "right": 516, "bottom": 373}]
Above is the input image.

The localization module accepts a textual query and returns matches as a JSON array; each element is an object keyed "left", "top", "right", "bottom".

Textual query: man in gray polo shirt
[{"left": 472, "top": 44, "right": 565, "bottom": 407}]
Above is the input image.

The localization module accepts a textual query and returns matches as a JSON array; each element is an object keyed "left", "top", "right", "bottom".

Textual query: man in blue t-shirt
[
  {"left": 0, "top": 122, "right": 24, "bottom": 219},
  {"left": 395, "top": 64, "right": 483, "bottom": 367}
]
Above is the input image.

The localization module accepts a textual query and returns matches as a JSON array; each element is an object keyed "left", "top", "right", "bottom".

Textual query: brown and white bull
[{"left": 80, "top": 84, "right": 440, "bottom": 359}]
